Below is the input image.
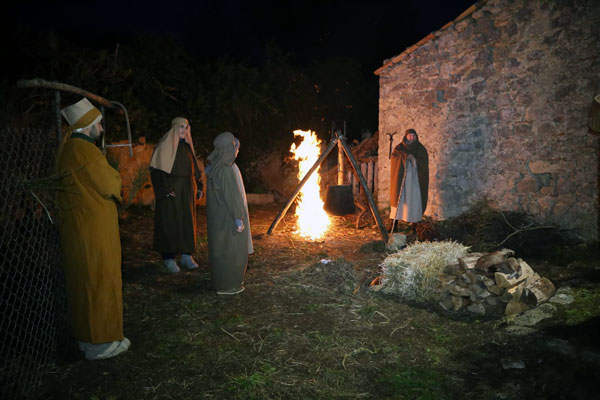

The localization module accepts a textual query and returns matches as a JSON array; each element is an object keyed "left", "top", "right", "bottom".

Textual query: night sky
[{"left": 5, "top": 0, "right": 477, "bottom": 72}]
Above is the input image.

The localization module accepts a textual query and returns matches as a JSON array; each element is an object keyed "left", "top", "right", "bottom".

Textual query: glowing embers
[{"left": 289, "top": 130, "right": 331, "bottom": 240}]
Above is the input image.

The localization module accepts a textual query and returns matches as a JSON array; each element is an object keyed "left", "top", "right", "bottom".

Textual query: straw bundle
[{"left": 379, "top": 240, "right": 470, "bottom": 302}]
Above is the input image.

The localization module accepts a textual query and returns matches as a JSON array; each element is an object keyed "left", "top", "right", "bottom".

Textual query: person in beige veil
[
  {"left": 56, "top": 98, "right": 130, "bottom": 360},
  {"left": 149, "top": 117, "right": 203, "bottom": 273},
  {"left": 206, "top": 132, "right": 253, "bottom": 295}
]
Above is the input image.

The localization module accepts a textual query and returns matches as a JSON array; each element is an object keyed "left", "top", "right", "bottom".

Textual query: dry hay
[
  {"left": 379, "top": 241, "right": 470, "bottom": 302},
  {"left": 290, "top": 258, "right": 359, "bottom": 295}
]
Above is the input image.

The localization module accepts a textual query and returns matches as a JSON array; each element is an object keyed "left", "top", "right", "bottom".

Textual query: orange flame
[{"left": 290, "top": 130, "right": 331, "bottom": 239}]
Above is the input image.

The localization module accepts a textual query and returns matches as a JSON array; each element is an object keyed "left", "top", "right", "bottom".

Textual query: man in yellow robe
[{"left": 56, "top": 98, "right": 130, "bottom": 360}]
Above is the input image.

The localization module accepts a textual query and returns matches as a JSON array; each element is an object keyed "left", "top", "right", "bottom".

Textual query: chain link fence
[{"left": 0, "top": 128, "right": 69, "bottom": 399}]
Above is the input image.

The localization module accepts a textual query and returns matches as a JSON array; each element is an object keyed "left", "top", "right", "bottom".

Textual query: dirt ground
[{"left": 34, "top": 203, "right": 600, "bottom": 400}]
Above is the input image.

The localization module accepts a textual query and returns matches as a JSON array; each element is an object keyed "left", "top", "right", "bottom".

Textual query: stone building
[{"left": 375, "top": 0, "right": 600, "bottom": 240}]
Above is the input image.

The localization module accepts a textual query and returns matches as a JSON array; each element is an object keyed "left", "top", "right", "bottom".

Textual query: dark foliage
[
  {"left": 1, "top": 27, "right": 378, "bottom": 174},
  {"left": 420, "top": 199, "right": 592, "bottom": 259}
]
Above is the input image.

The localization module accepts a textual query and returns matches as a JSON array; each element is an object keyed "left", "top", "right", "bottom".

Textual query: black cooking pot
[{"left": 324, "top": 184, "right": 356, "bottom": 216}]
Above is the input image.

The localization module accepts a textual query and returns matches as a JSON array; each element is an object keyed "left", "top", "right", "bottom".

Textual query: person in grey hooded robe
[{"left": 205, "top": 132, "right": 253, "bottom": 295}]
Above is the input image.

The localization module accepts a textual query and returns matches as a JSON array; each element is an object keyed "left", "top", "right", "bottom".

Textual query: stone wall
[{"left": 376, "top": 0, "right": 600, "bottom": 240}]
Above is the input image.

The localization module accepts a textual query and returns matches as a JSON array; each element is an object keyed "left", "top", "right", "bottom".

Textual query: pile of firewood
[{"left": 435, "top": 249, "right": 556, "bottom": 316}]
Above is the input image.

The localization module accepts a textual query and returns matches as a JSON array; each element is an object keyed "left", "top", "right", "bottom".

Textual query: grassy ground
[{"left": 33, "top": 204, "right": 600, "bottom": 399}]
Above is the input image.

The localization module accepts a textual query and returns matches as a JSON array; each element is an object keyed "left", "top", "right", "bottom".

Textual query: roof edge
[{"left": 374, "top": 1, "right": 484, "bottom": 76}]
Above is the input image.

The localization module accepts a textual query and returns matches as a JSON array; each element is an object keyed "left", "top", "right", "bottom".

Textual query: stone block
[
  {"left": 471, "top": 80, "right": 487, "bottom": 96},
  {"left": 386, "top": 233, "right": 407, "bottom": 251},
  {"left": 439, "top": 295, "right": 454, "bottom": 311},
  {"left": 537, "top": 196, "right": 554, "bottom": 212},
  {"left": 529, "top": 160, "right": 552, "bottom": 174},
  {"left": 436, "top": 90, "right": 446, "bottom": 102},
  {"left": 467, "top": 302, "right": 486, "bottom": 315},
  {"left": 537, "top": 122, "right": 557, "bottom": 136},
  {"left": 435, "top": 78, "right": 449, "bottom": 90},
  {"left": 516, "top": 177, "right": 537, "bottom": 193},
  {"left": 533, "top": 174, "right": 552, "bottom": 187},
  {"left": 500, "top": 107, "right": 517, "bottom": 120},
  {"left": 413, "top": 78, "right": 430, "bottom": 91},
  {"left": 515, "top": 123, "right": 532, "bottom": 136},
  {"left": 504, "top": 300, "right": 529, "bottom": 316},
  {"left": 452, "top": 295, "right": 466, "bottom": 311},
  {"left": 580, "top": 184, "right": 595, "bottom": 197}
]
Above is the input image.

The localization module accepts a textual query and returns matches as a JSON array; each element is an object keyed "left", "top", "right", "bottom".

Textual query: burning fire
[{"left": 290, "top": 130, "right": 331, "bottom": 239}]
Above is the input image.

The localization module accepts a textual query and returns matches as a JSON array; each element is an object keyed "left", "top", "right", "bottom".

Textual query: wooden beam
[
  {"left": 338, "top": 136, "right": 389, "bottom": 243},
  {"left": 17, "top": 78, "right": 119, "bottom": 112}
]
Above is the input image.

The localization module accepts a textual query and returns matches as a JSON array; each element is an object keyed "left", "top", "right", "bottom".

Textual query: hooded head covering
[
  {"left": 402, "top": 128, "right": 419, "bottom": 148},
  {"left": 61, "top": 98, "right": 103, "bottom": 134},
  {"left": 390, "top": 128, "right": 429, "bottom": 214},
  {"left": 149, "top": 117, "right": 196, "bottom": 174},
  {"left": 206, "top": 131, "right": 239, "bottom": 168}
]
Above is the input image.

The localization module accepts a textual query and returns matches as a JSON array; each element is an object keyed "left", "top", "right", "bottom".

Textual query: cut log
[
  {"left": 493, "top": 257, "right": 521, "bottom": 275},
  {"left": 495, "top": 265, "right": 534, "bottom": 288},
  {"left": 524, "top": 272, "right": 541, "bottom": 285},
  {"left": 437, "top": 254, "right": 554, "bottom": 316},
  {"left": 520, "top": 277, "right": 556, "bottom": 306},
  {"left": 517, "top": 259, "right": 535, "bottom": 278},
  {"left": 458, "top": 253, "right": 484, "bottom": 270},
  {"left": 495, "top": 272, "right": 519, "bottom": 288},
  {"left": 474, "top": 249, "right": 515, "bottom": 274},
  {"left": 504, "top": 300, "right": 530, "bottom": 316},
  {"left": 505, "top": 282, "right": 526, "bottom": 300}
]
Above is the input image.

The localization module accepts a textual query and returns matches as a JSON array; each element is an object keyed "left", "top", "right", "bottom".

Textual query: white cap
[{"left": 61, "top": 98, "right": 102, "bottom": 131}]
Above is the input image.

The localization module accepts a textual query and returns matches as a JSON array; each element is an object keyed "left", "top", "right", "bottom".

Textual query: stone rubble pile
[{"left": 435, "top": 249, "right": 556, "bottom": 316}]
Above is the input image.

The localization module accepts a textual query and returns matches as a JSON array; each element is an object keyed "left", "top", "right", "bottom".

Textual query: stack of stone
[{"left": 436, "top": 249, "right": 556, "bottom": 316}]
